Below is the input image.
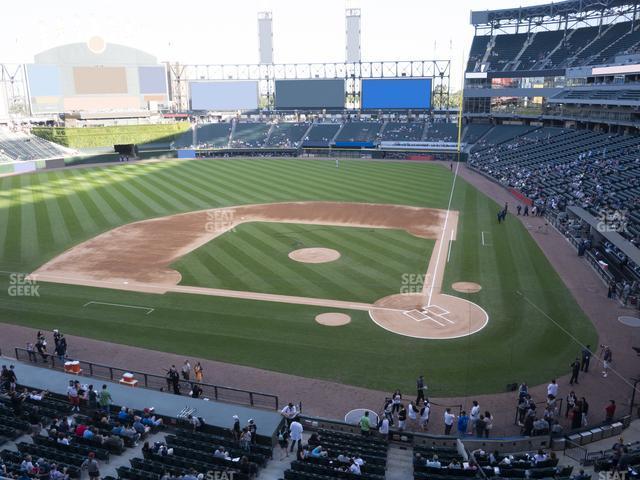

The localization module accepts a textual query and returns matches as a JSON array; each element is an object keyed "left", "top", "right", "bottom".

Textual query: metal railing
[
  {"left": 564, "top": 438, "right": 588, "bottom": 465},
  {"left": 14, "top": 347, "right": 279, "bottom": 411}
]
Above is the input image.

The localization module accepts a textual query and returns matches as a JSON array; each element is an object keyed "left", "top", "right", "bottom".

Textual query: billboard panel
[
  {"left": 190, "top": 81, "right": 258, "bottom": 111},
  {"left": 73, "top": 66, "right": 128, "bottom": 94},
  {"left": 275, "top": 79, "right": 344, "bottom": 109},
  {"left": 138, "top": 66, "right": 167, "bottom": 94},
  {"left": 26, "top": 64, "right": 64, "bottom": 113},
  {"left": 362, "top": 78, "right": 432, "bottom": 109}
]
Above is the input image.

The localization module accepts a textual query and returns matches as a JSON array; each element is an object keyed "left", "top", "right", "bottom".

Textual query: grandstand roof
[{"left": 471, "top": 0, "right": 633, "bottom": 25}]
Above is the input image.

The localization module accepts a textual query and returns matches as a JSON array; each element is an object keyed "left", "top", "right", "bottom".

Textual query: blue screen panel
[
  {"left": 362, "top": 78, "right": 432, "bottom": 109},
  {"left": 26, "top": 64, "right": 62, "bottom": 97},
  {"left": 190, "top": 81, "right": 258, "bottom": 111},
  {"left": 138, "top": 66, "right": 167, "bottom": 94}
]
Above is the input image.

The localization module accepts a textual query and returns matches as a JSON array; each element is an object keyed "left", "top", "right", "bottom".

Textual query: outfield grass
[
  {"left": 0, "top": 158, "right": 598, "bottom": 395},
  {"left": 172, "top": 222, "right": 435, "bottom": 303}
]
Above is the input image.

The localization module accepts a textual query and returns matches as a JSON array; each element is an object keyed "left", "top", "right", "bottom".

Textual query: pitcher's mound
[
  {"left": 452, "top": 282, "right": 482, "bottom": 293},
  {"left": 316, "top": 313, "right": 351, "bottom": 326},
  {"left": 289, "top": 248, "right": 340, "bottom": 264}
]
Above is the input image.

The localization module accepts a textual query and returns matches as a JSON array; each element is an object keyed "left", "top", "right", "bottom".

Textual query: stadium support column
[
  {"left": 258, "top": 12, "right": 274, "bottom": 65},
  {"left": 345, "top": 8, "right": 361, "bottom": 63}
]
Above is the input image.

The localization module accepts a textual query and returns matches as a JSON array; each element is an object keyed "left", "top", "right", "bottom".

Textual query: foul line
[
  {"left": 83, "top": 301, "right": 154, "bottom": 315},
  {"left": 516, "top": 290, "right": 638, "bottom": 393},
  {"left": 427, "top": 161, "right": 460, "bottom": 306},
  {"left": 481, "top": 231, "right": 492, "bottom": 247}
]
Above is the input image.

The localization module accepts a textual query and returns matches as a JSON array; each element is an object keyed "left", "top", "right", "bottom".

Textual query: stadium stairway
[{"left": 386, "top": 444, "right": 415, "bottom": 480}]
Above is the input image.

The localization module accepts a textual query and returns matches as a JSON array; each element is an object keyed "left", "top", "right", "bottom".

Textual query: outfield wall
[{"left": 32, "top": 122, "right": 191, "bottom": 148}]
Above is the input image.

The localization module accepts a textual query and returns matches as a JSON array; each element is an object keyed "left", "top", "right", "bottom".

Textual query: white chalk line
[
  {"left": 447, "top": 229, "right": 454, "bottom": 263},
  {"left": 83, "top": 301, "right": 154, "bottom": 315},
  {"left": 481, "top": 230, "right": 492, "bottom": 247},
  {"left": 427, "top": 161, "right": 460, "bottom": 307}
]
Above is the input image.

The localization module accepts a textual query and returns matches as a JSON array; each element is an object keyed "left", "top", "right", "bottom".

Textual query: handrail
[
  {"left": 563, "top": 438, "right": 588, "bottom": 465},
  {"left": 13, "top": 347, "right": 279, "bottom": 411}
]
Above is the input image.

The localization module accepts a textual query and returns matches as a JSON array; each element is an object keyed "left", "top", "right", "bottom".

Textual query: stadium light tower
[
  {"left": 258, "top": 11, "right": 274, "bottom": 64},
  {"left": 345, "top": 8, "right": 361, "bottom": 63}
]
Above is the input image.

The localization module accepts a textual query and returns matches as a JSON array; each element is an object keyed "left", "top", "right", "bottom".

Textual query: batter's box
[
  {"left": 404, "top": 309, "right": 430, "bottom": 321},
  {"left": 424, "top": 305, "right": 449, "bottom": 316},
  {"left": 403, "top": 309, "right": 446, "bottom": 326}
]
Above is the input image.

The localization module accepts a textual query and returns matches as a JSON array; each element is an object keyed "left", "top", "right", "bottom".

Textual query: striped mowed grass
[
  {"left": 0, "top": 158, "right": 597, "bottom": 394},
  {"left": 173, "top": 222, "right": 435, "bottom": 303}
]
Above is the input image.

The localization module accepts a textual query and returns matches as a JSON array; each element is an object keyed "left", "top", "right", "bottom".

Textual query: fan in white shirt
[
  {"left": 547, "top": 380, "right": 558, "bottom": 398},
  {"left": 281, "top": 403, "right": 298, "bottom": 421},
  {"left": 470, "top": 401, "right": 481, "bottom": 424}
]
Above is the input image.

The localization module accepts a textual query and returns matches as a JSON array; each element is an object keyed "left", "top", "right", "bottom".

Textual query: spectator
[
  {"left": 181, "top": 360, "right": 191, "bottom": 380},
  {"left": 310, "top": 445, "right": 326, "bottom": 458},
  {"left": 66, "top": 381, "right": 79, "bottom": 413},
  {"left": 277, "top": 425, "right": 289, "bottom": 460},
  {"left": 570, "top": 358, "right": 581, "bottom": 385},
  {"left": 80, "top": 452, "right": 99, "bottom": 480},
  {"left": 194, "top": 362, "right": 203, "bottom": 382},
  {"left": 247, "top": 419, "right": 257, "bottom": 445},
  {"left": 605, "top": 400, "right": 616, "bottom": 422},
  {"left": 239, "top": 427, "right": 251, "bottom": 451},
  {"left": 397, "top": 405, "right": 407, "bottom": 431},
  {"left": 416, "top": 375, "right": 426, "bottom": 404},
  {"left": 349, "top": 458, "right": 361, "bottom": 475},
  {"left": 359, "top": 411, "right": 371, "bottom": 436},
  {"left": 289, "top": 417, "right": 303, "bottom": 453},
  {"left": 98, "top": 384, "right": 112, "bottom": 413},
  {"left": 419, "top": 400, "right": 430, "bottom": 430},
  {"left": 231, "top": 415, "right": 240, "bottom": 442},
  {"left": 379, "top": 416, "right": 390, "bottom": 440},
  {"left": 35, "top": 336, "right": 48, "bottom": 362},
  {"left": 188, "top": 414, "right": 202, "bottom": 433},
  {"left": 26, "top": 342, "right": 36, "bottom": 362},
  {"left": 166, "top": 366, "right": 180, "bottom": 394},
  {"left": 407, "top": 401, "right": 418, "bottom": 427},
  {"left": 280, "top": 402, "right": 298, "bottom": 425},
  {"left": 457, "top": 411, "right": 469, "bottom": 436},
  {"left": 533, "top": 449, "right": 548, "bottom": 464},
  {"left": 602, "top": 345, "right": 613, "bottom": 378},
  {"left": 547, "top": 379, "right": 559, "bottom": 398},
  {"left": 470, "top": 400, "right": 480, "bottom": 430},
  {"left": 484, "top": 412, "right": 493, "bottom": 438},
  {"left": 426, "top": 455, "right": 441, "bottom": 468},
  {"left": 566, "top": 391, "right": 577, "bottom": 418},
  {"left": 581, "top": 345, "right": 592, "bottom": 372},
  {"left": 443, "top": 408, "right": 455, "bottom": 435},
  {"left": 391, "top": 390, "right": 402, "bottom": 414},
  {"left": 87, "top": 385, "right": 97, "bottom": 410},
  {"left": 191, "top": 383, "right": 202, "bottom": 399}
]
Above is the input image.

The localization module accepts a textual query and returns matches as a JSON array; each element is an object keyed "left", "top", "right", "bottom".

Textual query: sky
[{"left": 3, "top": 0, "right": 545, "bottom": 88}]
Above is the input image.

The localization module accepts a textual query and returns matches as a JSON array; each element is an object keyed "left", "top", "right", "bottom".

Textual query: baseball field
[{"left": 0, "top": 158, "right": 598, "bottom": 396}]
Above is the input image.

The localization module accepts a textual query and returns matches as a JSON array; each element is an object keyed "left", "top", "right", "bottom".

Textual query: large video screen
[
  {"left": 362, "top": 78, "right": 432, "bottom": 109},
  {"left": 138, "top": 66, "right": 167, "bottom": 94},
  {"left": 275, "top": 79, "right": 344, "bottom": 109},
  {"left": 73, "top": 67, "right": 128, "bottom": 94},
  {"left": 26, "top": 64, "right": 64, "bottom": 113},
  {"left": 190, "top": 81, "right": 258, "bottom": 111}
]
